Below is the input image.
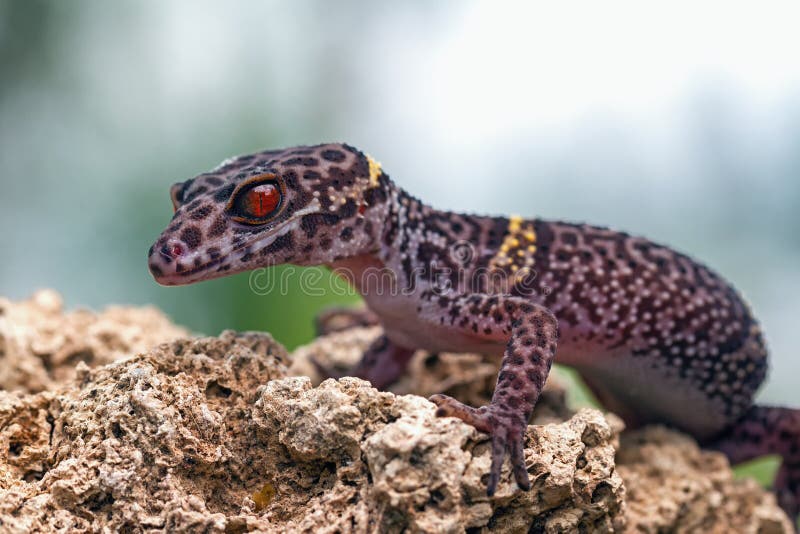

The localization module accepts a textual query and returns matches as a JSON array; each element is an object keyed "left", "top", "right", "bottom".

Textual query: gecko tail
[{"left": 710, "top": 405, "right": 800, "bottom": 528}]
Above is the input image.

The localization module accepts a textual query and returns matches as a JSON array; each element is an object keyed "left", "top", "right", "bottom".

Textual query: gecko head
[{"left": 148, "top": 143, "right": 391, "bottom": 286}]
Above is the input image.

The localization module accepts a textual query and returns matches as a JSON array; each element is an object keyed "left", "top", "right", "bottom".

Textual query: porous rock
[
  {"left": 618, "top": 426, "right": 794, "bottom": 533},
  {"left": 0, "top": 292, "right": 793, "bottom": 532},
  {"left": 0, "top": 331, "right": 624, "bottom": 532},
  {"left": 0, "top": 289, "right": 188, "bottom": 393}
]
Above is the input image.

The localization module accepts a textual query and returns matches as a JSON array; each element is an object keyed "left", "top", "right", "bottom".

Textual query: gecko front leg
[{"left": 424, "top": 293, "right": 559, "bottom": 495}]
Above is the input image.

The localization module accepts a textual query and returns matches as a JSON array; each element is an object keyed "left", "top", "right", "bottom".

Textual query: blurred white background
[{"left": 1, "top": 0, "right": 797, "bottom": 403}]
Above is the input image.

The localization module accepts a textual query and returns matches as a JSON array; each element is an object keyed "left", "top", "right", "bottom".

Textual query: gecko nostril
[{"left": 158, "top": 240, "right": 185, "bottom": 262}]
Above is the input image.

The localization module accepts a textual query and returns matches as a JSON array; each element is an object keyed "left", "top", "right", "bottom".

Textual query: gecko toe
[
  {"left": 510, "top": 435, "right": 530, "bottom": 491},
  {"left": 487, "top": 428, "right": 507, "bottom": 495},
  {"left": 429, "top": 394, "right": 492, "bottom": 432}
]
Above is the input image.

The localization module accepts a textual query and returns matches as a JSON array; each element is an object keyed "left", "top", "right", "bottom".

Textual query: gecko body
[{"left": 149, "top": 143, "right": 799, "bottom": 522}]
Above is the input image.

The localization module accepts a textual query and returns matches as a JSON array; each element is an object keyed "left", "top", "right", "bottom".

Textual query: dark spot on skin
[
  {"left": 303, "top": 170, "right": 321, "bottom": 180},
  {"left": 339, "top": 199, "right": 358, "bottom": 218},
  {"left": 340, "top": 227, "right": 354, "bottom": 241},
  {"left": 300, "top": 213, "right": 340, "bottom": 238},
  {"left": 190, "top": 205, "right": 213, "bottom": 220},
  {"left": 214, "top": 183, "right": 236, "bottom": 203},
  {"left": 167, "top": 221, "right": 183, "bottom": 233},
  {"left": 208, "top": 215, "right": 226, "bottom": 238},
  {"left": 321, "top": 149, "right": 346, "bottom": 162},
  {"left": 283, "top": 169, "right": 299, "bottom": 190},
  {"left": 180, "top": 227, "right": 202, "bottom": 250},
  {"left": 561, "top": 232, "right": 578, "bottom": 246},
  {"left": 149, "top": 265, "right": 163, "bottom": 277},
  {"left": 184, "top": 186, "right": 208, "bottom": 203},
  {"left": 264, "top": 233, "right": 294, "bottom": 254},
  {"left": 206, "top": 177, "right": 224, "bottom": 186},
  {"left": 284, "top": 157, "right": 318, "bottom": 166},
  {"left": 320, "top": 237, "right": 332, "bottom": 249},
  {"left": 207, "top": 247, "right": 221, "bottom": 260},
  {"left": 186, "top": 199, "right": 203, "bottom": 212},
  {"left": 364, "top": 186, "right": 387, "bottom": 206},
  {"left": 329, "top": 166, "right": 356, "bottom": 187}
]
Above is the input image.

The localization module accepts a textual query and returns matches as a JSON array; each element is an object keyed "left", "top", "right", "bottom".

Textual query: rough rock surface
[
  {"left": 618, "top": 426, "right": 792, "bottom": 533},
  {"left": 0, "top": 289, "right": 188, "bottom": 393},
  {"left": 0, "top": 331, "right": 624, "bottom": 532},
  {"left": 0, "top": 292, "right": 793, "bottom": 532}
]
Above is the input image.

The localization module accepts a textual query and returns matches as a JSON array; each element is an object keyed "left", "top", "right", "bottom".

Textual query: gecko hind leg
[
  {"left": 311, "top": 333, "right": 415, "bottom": 390},
  {"left": 708, "top": 405, "right": 800, "bottom": 526}
]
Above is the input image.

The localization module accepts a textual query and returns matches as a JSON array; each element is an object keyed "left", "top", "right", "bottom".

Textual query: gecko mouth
[{"left": 149, "top": 213, "right": 307, "bottom": 286}]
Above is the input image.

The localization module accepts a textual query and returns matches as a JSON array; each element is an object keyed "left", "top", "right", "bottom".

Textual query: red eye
[
  {"left": 228, "top": 178, "right": 283, "bottom": 224},
  {"left": 245, "top": 184, "right": 280, "bottom": 217}
]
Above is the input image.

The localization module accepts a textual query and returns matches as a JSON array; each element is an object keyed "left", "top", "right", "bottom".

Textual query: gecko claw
[{"left": 430, "top": 394, "right": 531, "bottom": 496}]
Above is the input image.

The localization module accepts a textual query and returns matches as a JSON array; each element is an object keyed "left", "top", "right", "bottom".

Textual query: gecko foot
[{"left": 430, "top": 393, "right": 530, "bottom": 496}]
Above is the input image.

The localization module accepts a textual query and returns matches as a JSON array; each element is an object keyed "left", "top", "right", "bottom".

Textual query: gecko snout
[{"left": 148, "top": 238, "right": 191, "bottom": 285}]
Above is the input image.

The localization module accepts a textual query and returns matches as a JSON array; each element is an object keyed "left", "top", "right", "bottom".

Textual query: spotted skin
[{"left": 149, "top": 143, "right": 799, "bottom": 523}]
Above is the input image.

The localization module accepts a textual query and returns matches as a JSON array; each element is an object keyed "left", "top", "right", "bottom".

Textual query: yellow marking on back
[
  {"left": 367, "top": 155, "right": 382, "bottom": 186},
  {"left": 488, "top": 215, "right": 538, "bottom": 275}
]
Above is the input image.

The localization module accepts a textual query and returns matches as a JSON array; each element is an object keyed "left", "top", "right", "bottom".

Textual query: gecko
[{"left": 148, "top": 142, "right": 799, "bottom": 523}]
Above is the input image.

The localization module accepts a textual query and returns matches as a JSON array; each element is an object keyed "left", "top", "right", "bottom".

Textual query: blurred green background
[{"left": 1, "top": 0, "right": 798, "bottom": 421}]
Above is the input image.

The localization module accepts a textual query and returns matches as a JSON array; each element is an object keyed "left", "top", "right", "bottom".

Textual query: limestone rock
[
  {"left": 0, "top": 331, "right": 289, "bottom": 533},
  {"left": 618, "top": 426, "right": 794, "bottom": 533},
  {"left": 252, "top": 377, "right": 624, "bottom": 533},
  {"left": 0, "top": 329, "right": 624, "bottom": 532},
  {"left": 0, "top": 289, "right": 188, "bottom": 393},
  {"left": 0, "top": 292, "right": 793, "bottom": 532}
]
